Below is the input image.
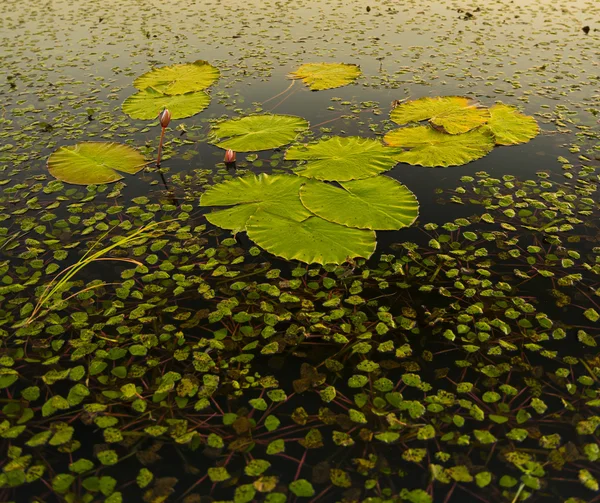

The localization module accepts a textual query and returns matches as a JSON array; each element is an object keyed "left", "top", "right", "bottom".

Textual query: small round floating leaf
[
  {"left": 300, "top": 175, "right": 418, "bottom": 230},
  {"left": 287, "top": 137, "right": 403, "bottom": 181},
  {"left": 246, "top": 210, "right": 376, "bottom": 265},
  {"left": 48, "top": 142, "right": 146, "bottom": 185},
  {"left": 122, "top": 88, "right": 210, "bottom": 120},
  {"left": 200, "top": 174, "right": 310, "bottom": 232},
  {"left": 390, "top": 96, "right": 490, "bottom": 134},
  {"left": 210, "top": 114, "right": 309, "bottom": 152},
  {"left": 384, "top": 126, "right": 495, "bottom": 168},
  {"left": 289, "top": 62, "right": 361, "bottom": 91},
  {"left": 483, "top": 104, "right": 539, "bottom": 145},
  {"left": 289, "top": 479, "right": 315, "bottom": 497},
  {"left": 134, "top": 60, "right": 220, "bottom": 94}
]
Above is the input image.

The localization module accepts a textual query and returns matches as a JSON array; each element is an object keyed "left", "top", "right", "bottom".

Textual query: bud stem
[{"left": 156, "top": 127, "right": 166, "bottom": 167}]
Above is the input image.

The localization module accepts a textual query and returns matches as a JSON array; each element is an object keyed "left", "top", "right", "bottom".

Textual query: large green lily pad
[
  {"left": 289, "top": 63, "right": 362, "bottom": 91},
  {"left": 391, "top": 96, "right": 490, "bottom": 135},
  {"left": 287, "top": 137, "right": 403, "bottom": 182},
  {"left": 122, "top": 88, "right": 210, "bottom": 120},
  {"left": 299, "top": 176, "right": 419, "bottom": 230},
  {"left": 246, "top": 210, "right": 376, "bottom": 265},
  {"left": 200, "top": 174, "right": 310, "bottom": 232},
  {"left": 384, "top": 126, "right": 495, "bottom": 167},
  {"left": 47, "top": 142, "right": 146, "bottom": 185},
  {"left": 209, "top": 114, "right": 309, "bottom": 152},
  {"left": 484, "top": 104, "right": 539, "bottom": 145},
  {"left": 134, "top": 60, "right": 220, "bottom": 95}
]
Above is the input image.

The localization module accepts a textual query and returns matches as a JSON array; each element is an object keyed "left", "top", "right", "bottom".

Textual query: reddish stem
[{"left": 157, "top": 127, "right": 166, "bottom": 166}]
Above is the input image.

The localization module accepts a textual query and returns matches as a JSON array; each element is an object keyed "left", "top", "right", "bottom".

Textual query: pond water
[{"left": 1, "top": 0, "right": 599, "bottom": 502}]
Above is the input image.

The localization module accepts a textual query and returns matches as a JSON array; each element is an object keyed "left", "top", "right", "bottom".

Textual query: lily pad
[
  {"left": 209, "top": 114, "right": 309, "bottom": 152},
  {"left": 391, "top": 96, "right": 490, "bottom": 135},
  {"left": 200, "top": 174, "right": 310, "bottom": 232},
  {"left": 289, "top": 62, "right": 361, "bottom": 91},
  {"left": 287, "top": 137, "right": 403, "bottom": 182},
  {"left": 246, "top": 210, "right": 376, "bottom": 265},
  {"left": 122, "top": 88, "right": 210, "bottom": 120},
  {"left": 483, "top": 104, "right": 539, "bottom": 145},
  {"left": 384, "top": 126, "right": 495, "bottom": 167},
  {"left": 47, "top": 142, "right": 146, "bottom": 185},
  {"left": 133, "top": 60, "right": 220, "bottom": 95},
  {"left": 299, "top": 176, "right": 419, "bottom": 230}
]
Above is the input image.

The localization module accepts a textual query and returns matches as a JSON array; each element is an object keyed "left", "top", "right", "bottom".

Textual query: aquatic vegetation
[
  {"left": 201, "top": 173, "right": 417, "bottom": 263},
  {"left": 289, "top": 62, "right": 362, "bottom": 90},
  {"left": 209, "top": 114, "right": 310, "bottom": 151},
  {"left": 385, "top": 98, "right": 539, "bottom": 167},
  {"left": 122, "top": 87, "right": 211, "bottom": 120},
  {"left": 384, "top": 125, "right": 496, "bottom": 167},
  {"left": 484, "top": 104, "right": 540, "bottom": 145},
  {"left": 200, "top": 173, "right": 309, "bottom": 232},
  {"left": 246, "top": 208, "right": 376, "bottom": 263},
  {"left": 123, "top": 60, "right": 219, "bottom": 120},
  {"left": 223, "top": 148, "right": 236, "bottom": 163},
  {"left": 390, "top": 96, "right": 491, "bottom": 134},
  {"left": 299, "top": 175, "right": 418, "bottom": 230},
  {"left": 156, "top": 108, "right": 171, "bottom": 166},
  {"left": 133, "top": 60, "right": 220, "bottom": 95},
  {"left": 47, "top": 142, "right": 147, "bottom": 184},
  {"left": 287, "top": 136, "right": 404, "bottom": 181},
  {"left": 2, "top": 0, "right": 600, "bottom": 501}
]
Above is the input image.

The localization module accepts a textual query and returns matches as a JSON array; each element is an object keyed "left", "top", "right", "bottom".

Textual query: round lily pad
[
  {"left": 299, "top": 176, "right": 419, "bottom": 230},
  {"left": 289, "top": 62, "right": 361, "bottom": 91},
  {"left": 287, "top": 136, "right": 403, "bottom": 182},
  {"left": 246, "top": 210, "right": 376, "bottom": 265},
  {"left": 384, "top": 126, "right": 495, "bottom": 167},
  {"left": 134, "top": 60, "right": 220, "bottom": 95},
  {"left": 122, "top": 88, "right": 210, "bottom": 120},
  {"left": 47, "top": 142, "right": 146, "bottom": 185},
  {"left": 200, "top": 174, "right": 310, "bottom": 232},
  {"left": 484, "top": 104, "right": 539, "bottom": 145},
  {"left": 209, "top": 114, "right": 309, "bottom": 152},
  {"left": 391, "top": 96, "right": 490, "bottom": 135}
]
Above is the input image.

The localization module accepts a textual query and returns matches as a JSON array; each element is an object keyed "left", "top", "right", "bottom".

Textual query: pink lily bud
[
  {"left": 224, "top": 149, "right": 236, "bottom": 163},
  {"left": 159, "top": 108, "right": 171, "bottom": 128}
]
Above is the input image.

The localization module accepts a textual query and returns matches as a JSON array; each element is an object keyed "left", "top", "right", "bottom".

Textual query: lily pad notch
[
  {"left": 48, "top": 142, "right": 147, "bottom": 185},
  {"left": 200, "top": 173, "right": 419, "bottom": 264},
  {"left": 209, "top": 114, "right": 310, "bottom": 152}
]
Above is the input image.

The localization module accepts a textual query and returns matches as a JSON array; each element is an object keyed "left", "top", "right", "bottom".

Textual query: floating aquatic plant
[
  {"left": 133, "top": 60, "right": 220, "bottom": 95},
  {"left": 390, "top": 96, "right": 491, "bottom": 134},
  {"left": 47, "top": 142, "right": 147, "bottom": 185},
  {"left": 484, "top": 103, "right": 540, "bottom": 145},
  {"left": 122, "top": 87, "right": 210, "bottom": 120},
  {"left": 122, "top": 60, "right": 219, "bottom": 120},
  {"left": 209, "top": 114, "right": 310, "bottom": 152},
  {"left": 384, "top": 125, "right": 496, "bottom": 167},
  {"left": 289, "top": 62, "right": 362, "bottom": 91},
  {"left": 200, "top": 173, "right": 415, "bottom": 263},
  {"left": 299, "top": 175, "right": 419, "bottom": 230},
  {"left": 286, "top": 136, "right": 403, "bottom": 181}
]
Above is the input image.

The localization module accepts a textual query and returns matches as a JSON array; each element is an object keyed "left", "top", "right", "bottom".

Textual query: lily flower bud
[
  {"left": 224, "top": 149, "right": 236, "bottom": 163},
  {"left": 159, "top": 108, "right": 171, "bottom": 128}
]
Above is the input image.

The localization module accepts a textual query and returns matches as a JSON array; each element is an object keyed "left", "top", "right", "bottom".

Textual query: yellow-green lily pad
[
  {"left": 391, "top": 96, "right": 490, "bottom": 135},
  {"left": 289, "top": 62, "right": 361, "bottom": 91}
]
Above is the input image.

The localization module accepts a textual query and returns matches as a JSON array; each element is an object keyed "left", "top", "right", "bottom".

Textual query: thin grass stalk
[{"left": 26, "top": 221, "right": 165, "bottom": 324}]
